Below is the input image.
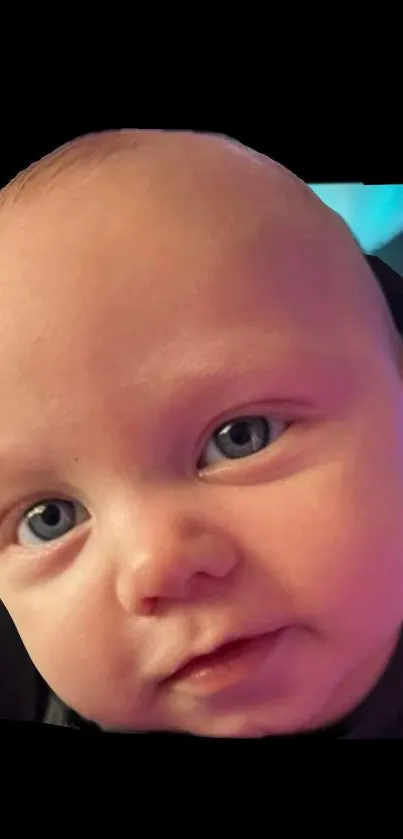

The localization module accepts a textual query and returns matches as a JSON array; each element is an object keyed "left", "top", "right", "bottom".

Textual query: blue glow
[{"left": 308, "top": 184, "right": 403, "bottom": 253}]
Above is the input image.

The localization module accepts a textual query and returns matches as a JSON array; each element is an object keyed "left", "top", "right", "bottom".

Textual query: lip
[{"left": 164, "top": 628, "right": 288, "bottom": 696}]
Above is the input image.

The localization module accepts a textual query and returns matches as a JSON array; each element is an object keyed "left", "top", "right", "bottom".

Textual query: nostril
[{"left": 139, "top": 597, "right": 159, "bottom": 617}]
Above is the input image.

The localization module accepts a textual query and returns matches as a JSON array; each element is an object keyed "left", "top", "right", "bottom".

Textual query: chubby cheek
[
  {"left": 5, "top": 586, "right": 145, "bottom": 725},
  {"left": 233, "top": 462, "right": 403, "bottom": 644}
]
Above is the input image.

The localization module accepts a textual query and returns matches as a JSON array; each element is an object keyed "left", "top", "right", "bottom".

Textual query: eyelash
[
  {"left": 4, "top": 410, "right": 296, "bottom": 549},
  {"left": 196, "top": 413, "right": 291, "bottom": 470}
]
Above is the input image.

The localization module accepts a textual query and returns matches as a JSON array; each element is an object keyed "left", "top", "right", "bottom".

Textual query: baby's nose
[{"left": 114, "top": 506, "right": 239, "bottom": 615}]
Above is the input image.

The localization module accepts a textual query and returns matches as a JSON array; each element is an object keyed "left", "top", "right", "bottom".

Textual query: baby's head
[{"left": 1, "top": 129, "right": 403, "bottom": 737}]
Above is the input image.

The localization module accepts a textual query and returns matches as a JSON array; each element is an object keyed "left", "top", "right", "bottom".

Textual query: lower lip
[{"left": 167, "top": 630, "right": 287, "bottom": 696}]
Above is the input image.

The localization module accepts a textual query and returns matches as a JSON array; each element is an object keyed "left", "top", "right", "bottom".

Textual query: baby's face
[{"left": 1, "top": 133, "right": 403, "bottom": 736}]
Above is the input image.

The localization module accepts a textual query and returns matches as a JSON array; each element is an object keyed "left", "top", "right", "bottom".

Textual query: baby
[{"left": 1, "top": 128, "right": 403, "bottom": 738}]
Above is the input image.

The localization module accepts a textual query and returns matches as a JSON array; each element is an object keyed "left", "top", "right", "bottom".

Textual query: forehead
[{"left": 0, "top": 157, "right": 380, "bottom": 413}]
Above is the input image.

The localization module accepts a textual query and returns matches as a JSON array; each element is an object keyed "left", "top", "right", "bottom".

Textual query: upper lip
[{"left": 164, "top": 626, "right": 285, "bottom": 682}]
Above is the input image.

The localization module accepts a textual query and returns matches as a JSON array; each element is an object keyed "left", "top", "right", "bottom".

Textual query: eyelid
[
  {"left": 0, "top": 491, "right": 84, "bottom": 546},
  {"left": 193, "top": 399, "right": 309, "bottom": 470},
  {"left": 0, "top": 400, "right": 315, "bottom": 537}
]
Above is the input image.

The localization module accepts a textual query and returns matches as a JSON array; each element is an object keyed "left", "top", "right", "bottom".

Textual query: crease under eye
[{"left": 1, "top": 395, "right": 312, "bottom": 547}]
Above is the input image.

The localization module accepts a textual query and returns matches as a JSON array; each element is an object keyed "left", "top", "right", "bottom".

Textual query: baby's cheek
[
  {"left": 234, "top": 468, "right": 403, "bottom": 636},
  {"left": 17, "top": 606, "right": 100, "bottom": 685},
  {"left": 274, "top": 479, "right": 403, "bottom": 637},
  {"left": 6, "top": 588, "right": 122, "bottom": 707}
]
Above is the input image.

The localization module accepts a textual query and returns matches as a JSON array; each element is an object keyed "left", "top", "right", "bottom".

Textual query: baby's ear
[{"left": 366, "top": 255, "right": 403, "bottom": 337}]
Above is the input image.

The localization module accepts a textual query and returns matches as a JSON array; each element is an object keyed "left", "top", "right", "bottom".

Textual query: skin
[{"left": 0, "top": 130, "right": 403, "bottom": 737}]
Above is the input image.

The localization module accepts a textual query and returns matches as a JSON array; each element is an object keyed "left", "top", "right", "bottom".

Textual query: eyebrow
[
  {"left": 0, "top": 339, "right": 343, "bottom": 479},
  {"left": 156, "top": 339, "right": 343, "bottom": 409},
  {"left": 171, "top": 364, "right": 319, "bottom": 410}
]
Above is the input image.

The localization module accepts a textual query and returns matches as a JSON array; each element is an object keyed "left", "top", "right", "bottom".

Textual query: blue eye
[
  {"left": 198, "top": 415, "right": 287, "bottom": 469},
  {"left": 17, "top": 499, "right": 89, "bottom": 547}
]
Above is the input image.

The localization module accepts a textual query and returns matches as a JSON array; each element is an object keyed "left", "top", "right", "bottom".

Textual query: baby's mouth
[{"left": 163, "top": 628, "right": 288, "bottom": 695}]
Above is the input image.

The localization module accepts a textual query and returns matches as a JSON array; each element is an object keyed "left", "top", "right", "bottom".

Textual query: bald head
[
  {"left": 1, "top": 128, "right": 312, "bottom": 208},
  {"left": 0, "top": 129, "right": 348, "bottom": 244},
  {"left": 0, "top": 128, "right": 400, "bottom": 377}
]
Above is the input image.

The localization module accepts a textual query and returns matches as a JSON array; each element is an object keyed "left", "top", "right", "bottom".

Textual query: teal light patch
[{"left": 308, "top": 184, "right": 403, "bottom": 253}]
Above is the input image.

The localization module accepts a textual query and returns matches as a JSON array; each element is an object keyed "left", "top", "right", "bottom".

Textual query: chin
[
  {"left": 177, "top": 697, "right": 325, "bottom": 739},
  {"left": 189, "top": 721, "right": 283, "bottom": 739},
  {"left": 180, "top": 712, "right": 291, "bottom": 739}
]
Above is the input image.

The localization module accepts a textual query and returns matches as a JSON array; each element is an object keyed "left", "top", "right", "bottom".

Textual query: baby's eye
[
  {"left": 197, "top": 415, "right": 289, "bottom": 470},
  {"left": 17, "top": 499, "right": 90, "bottom": 547}
]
